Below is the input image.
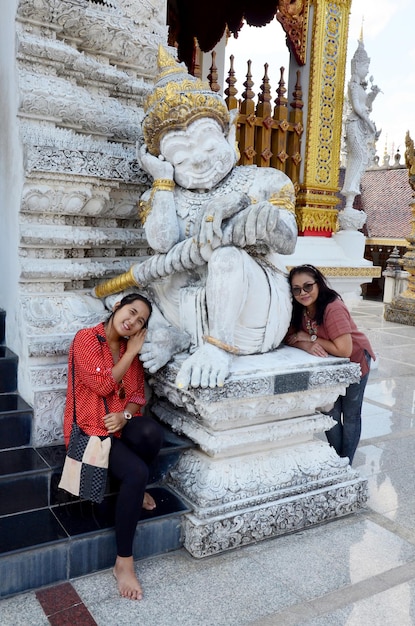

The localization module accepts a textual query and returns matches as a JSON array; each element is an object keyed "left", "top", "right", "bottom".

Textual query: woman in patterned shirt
[
  {"left": 64, "top": 293, "right": 164, "bottom": 600},
  {"left": 285, "top": 265, "right": 375, "bottom": 465}
]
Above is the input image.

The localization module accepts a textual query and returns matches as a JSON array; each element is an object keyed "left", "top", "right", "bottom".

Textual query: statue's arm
[
  {"left": 143, "top": 189, "right": 180, "bottom": 252},
  {"left": 140, "top": 304, "right": 191, "bottom": 372},
  {"left": 348, "top": 82, "right": 376, "bottom": 132},
  {"left": 138, "top": 144, "right": 180, "bottom": 252}
]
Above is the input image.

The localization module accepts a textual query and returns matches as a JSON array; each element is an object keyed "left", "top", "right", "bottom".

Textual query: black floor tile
[
  {"left": 0, "top": 353, "right": 17, "bottom": 393},
  {"left": 53, "top": 496, "right": 117, "bottom": 537},
  {"left": 139, "top": 486, "right": 190, "bottom": 522},
  {"left": 53, "top": 486, "right": 189, "bottom": 537},
  {"left": 0, "top": 474, "right": 49, "bottom": 515},
  {"left": 0, "top": 393, "right": 32, "bottom": 413},
  {"left": 0, "top": 413, "right": 32, "bottom": 449},
  {"left": 0, "top": 310, "right": 4, "bottom": 344},
  {"left": 0, "top": 447, "right": 49, "bottom": 476},
  {"left": 0, "top": 509, "right": 68, "bottom": 555},
  {"left": 36, "top": 444, "right": 66, "bottom": 469}
]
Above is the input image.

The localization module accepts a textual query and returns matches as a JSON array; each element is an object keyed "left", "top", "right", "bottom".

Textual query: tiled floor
[{"left": 2, "top": 300, "right": 415, "bottom": 625}]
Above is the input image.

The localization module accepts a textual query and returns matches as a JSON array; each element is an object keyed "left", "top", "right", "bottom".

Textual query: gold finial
[
  {"left": 156, "top": 44, "right": 186, "bottom": 81},
  {"left": 359, "top": 16, "right": 364, "bottom": 42}
]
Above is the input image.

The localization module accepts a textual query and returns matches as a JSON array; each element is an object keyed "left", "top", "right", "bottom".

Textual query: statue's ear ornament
[{"left": 142, "top": 45, "right": 230, "bottom": 156}]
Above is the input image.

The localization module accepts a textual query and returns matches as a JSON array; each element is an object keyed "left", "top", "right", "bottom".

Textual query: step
[
  {"left": 0, "top": 394, "right": 33, "bottom": 449},
  {"left": 0, "top": 309, "right": 4, "bottom": 344},
  {"left": 0, "top": 346, "right": 18, "bottom": 393},
  {"left": 0, "top": 447, "right": 51, "bottom": 516},
  {"left": 0, "top": 485, "right": 190, "bottom": 598},
  {"left": 0, "top": 425, "right": 193, "bottom": 516}
]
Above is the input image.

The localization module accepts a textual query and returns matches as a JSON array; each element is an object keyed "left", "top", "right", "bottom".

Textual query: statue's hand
[
  {"left": 137, "top": 144, "right": 174, "bottom": 181},
  {"left": 196, "top": 192, "right": 250, "bottom": 247},
  {"left": 230, "top": 201, "right": 280, "bottom": 248},
  {"left": 139, "top": 326, "right": 191, "bottom": 373}
]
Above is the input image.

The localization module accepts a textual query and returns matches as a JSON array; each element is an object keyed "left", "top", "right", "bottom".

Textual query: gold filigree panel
[
  {"left": 304, "top": 0, "right": 351, "bottom": 193},
  {"left": 277, "top": 0, "right": 310, "bottom": 65}
]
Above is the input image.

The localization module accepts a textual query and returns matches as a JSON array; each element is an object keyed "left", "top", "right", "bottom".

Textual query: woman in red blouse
[
  {"left": 285, "top": 265, "right": 375, "bottom": 465},
  {"left": 64, "top": 293, "right": 163, "bottom": 600}
]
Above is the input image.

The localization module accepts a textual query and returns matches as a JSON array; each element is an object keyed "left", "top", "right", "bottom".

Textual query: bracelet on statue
[
  {"left": 143, "top": 178, "right": 175, "bottom": 221},
  {"left": 152, "top": 178, "right": 175, "bottom": 192},
  {"left": 203, "top": 335, "right": 240, "bottom": 355}
]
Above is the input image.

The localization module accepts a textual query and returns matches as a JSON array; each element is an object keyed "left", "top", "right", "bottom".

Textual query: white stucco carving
[
  {"left": 183, "top": 479, "right": 368, "bottom": 558},
  {"left": 340, "top": 39, "right": 381, "bottom": 229},
  {"left": 169, "top": 444, "right": 351, "bottom": 514},
  {"left": 20, "top": 70, "right": 144, "bottom": 140},
  {"left": 6, "top": 0, "right": 167, "bottom": 444}
]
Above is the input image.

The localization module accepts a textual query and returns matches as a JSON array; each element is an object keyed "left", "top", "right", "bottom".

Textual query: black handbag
[{"left": 58, "top": 349, "right": 112, "bottom": 504}]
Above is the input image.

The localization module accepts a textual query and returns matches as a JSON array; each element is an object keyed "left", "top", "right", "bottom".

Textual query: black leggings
[{"left": 108, "top": 416, "right": 164, "bottom": 557}]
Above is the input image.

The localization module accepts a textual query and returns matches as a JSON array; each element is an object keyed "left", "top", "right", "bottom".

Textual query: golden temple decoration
[
  {"left": 143, "top": 46, "right": 230, "bottom": 156},
  {"left": 296, "top": 0, "right": 352, "bottom": 233},
  {"left": 268, "top": 183, "right": 296, "bottom": 213},
  {"left": 94, "top": 267, "right": 139, "bottom": 299},
  {"left": 277, "top": 0, "right": 310, "bottom": 65},
  {"left": 286, "top": 265, "right": 381, "bottom": 278},
  {"left": 295, "top": 206, "right": 338, "bottom": 233},
  {"left": 138, "top": 198, "right": 151, "bottom": 225},
  {"left": 221, "top": 59, "right": 304, "bottom": 186}
]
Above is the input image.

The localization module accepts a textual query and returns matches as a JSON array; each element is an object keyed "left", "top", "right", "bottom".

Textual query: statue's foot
[{"left": 175, "top": 343, "right": 233, "bottom": 389}]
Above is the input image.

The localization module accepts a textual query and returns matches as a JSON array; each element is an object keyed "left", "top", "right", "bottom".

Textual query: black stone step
[
  {"left": 0, "top": 347, "right": 18, "bottom": 393},
  {"left": 0, "top": 309, "right": 5, "bottom": 344},
  {"left": 0, "top": 485, "right": 190, "bottom": 598},
  {"left": 0, "top": 447, "right": 50, "bottom": 515},
  {"left": 0, "top": 426, "right": 193, "bottom": 515},
  {"left": 0, "top": 393, "right": 33, "bottom": 449}
]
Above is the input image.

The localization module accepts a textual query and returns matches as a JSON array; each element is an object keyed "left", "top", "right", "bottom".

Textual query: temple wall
[{"left": 0, "top": 0, "right": 167, "bottom": 445}]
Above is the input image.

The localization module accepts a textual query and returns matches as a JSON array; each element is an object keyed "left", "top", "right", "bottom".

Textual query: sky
[{"left": 225, "top": 0, "right": 415, "bottom": 160}]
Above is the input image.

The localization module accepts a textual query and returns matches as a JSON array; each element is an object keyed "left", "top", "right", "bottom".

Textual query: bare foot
[
  {"left": 113, "top": 555, "right": 143, "bottom": 600},
  {"left": 142, "top": 491, "right": 156, "bottom": 510}
]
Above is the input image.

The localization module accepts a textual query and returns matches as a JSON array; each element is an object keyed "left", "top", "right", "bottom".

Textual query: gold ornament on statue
[{"left": 142, "top": 45, "right": 231, "bottom": 156}]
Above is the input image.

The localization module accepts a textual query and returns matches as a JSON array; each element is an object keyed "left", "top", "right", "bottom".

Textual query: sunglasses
[{"left": 291, "top": 282, "right": 316, "bottom": 297}]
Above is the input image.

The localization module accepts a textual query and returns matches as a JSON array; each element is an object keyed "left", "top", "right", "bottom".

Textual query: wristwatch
[
  {"left": 310, "top": 334, "right": 317, "bottom": 343},
  {"left": 123, "top": 411, "right": 133, "bottom": 420}
]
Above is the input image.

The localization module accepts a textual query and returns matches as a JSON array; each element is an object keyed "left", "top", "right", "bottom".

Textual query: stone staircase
[{"left": 0, "top": 308, "right": 192, "bottom": 598}]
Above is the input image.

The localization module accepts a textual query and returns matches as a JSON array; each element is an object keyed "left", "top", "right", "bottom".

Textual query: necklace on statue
[{"left": 304, "top": 310, "right": 318, "bottom": 341}]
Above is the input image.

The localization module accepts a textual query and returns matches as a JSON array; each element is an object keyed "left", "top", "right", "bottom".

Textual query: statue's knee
[{"left": 209, "top": 246, "right": 241, "bottom": 271}]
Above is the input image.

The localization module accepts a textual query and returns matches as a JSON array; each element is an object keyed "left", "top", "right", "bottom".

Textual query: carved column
[{"left": 294, "top": 0, "right": 352, "bottom": 236}]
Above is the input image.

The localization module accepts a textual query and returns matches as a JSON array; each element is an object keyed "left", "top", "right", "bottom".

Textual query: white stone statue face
[
  {"left": 159, "top": 118, "right": 236, "bottom": 190},
  {"left": 356, "top": 60, "right": 369, "bottom": 81}
]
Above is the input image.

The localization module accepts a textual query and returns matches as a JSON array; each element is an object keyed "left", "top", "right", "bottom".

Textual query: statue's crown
[
  {"left": 142, "top": 45, "right": 230, "bottom": 155},
  {"left": 351, "top": 39, "right": 370, "bottom": 70}
]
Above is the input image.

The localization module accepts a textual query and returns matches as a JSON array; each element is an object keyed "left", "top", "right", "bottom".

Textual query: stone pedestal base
[
  {"left": 384, "top": 293, "right": 415, "bottom": 325},
  {"left": 149, "top": 347, "right": 368, "bottom": 558}
]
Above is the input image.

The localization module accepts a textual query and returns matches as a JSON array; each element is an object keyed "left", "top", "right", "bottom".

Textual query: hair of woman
[{"left": 288, "top": 264, "right": 341, "bottom": 328}]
